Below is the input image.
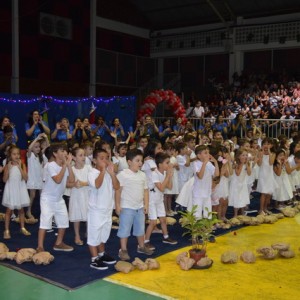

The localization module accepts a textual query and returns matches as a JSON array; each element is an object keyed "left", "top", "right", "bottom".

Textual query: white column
[
  {"left": 11, "top": 0, "right": 19, "bottom": 94},
  {"left": 89, "top": 0, "right": 96, "bottom": 96}
]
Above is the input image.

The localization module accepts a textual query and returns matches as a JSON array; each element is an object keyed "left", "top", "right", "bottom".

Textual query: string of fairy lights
[{"left": 0, "top": 95, "right": 135, "bottom": 104}]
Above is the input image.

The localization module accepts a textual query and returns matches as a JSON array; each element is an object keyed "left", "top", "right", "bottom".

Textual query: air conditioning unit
[{"left": 40, "top": 13, "right": 72, "bottom": 40}]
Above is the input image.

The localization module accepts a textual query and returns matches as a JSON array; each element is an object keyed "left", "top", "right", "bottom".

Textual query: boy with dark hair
[
  {"left": 115, "top": 149, "right": 153, "bottom": 261},
  {"left": 193, "top": 145, "right": 219, "bottom": 219},
  {"left": 144, "top": 152, "right": 177, "bottom": 248},
  {"left": 37, "top": 143, "right": 75, "bottom": 252},
  {"left": 87, "top": 148, "right": 120, "bottom": 270}
]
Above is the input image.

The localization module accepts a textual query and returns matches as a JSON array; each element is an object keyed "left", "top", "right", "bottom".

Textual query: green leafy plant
[{"left": 180, "top": 205, "right": 219, "bottom": 252}]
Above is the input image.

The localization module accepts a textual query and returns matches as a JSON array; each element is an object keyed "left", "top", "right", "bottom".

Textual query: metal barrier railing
[{"left": 152, "top": 117, "right": 299, "bottom": 139}]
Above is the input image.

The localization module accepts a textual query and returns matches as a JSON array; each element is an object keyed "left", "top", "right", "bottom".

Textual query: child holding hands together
[
  {"left": 192, "top": 145, "right": 220, "bottom": 219},
  {"left": 2, "top": 145, "right": 31, "bottom": 239},
  {"left": 87, "top": 149, "right": 120, "bottom": 270},
  {"left": 145, "top": 152, "right": 177, "bottom": 248},
  {"left": 37, "top": 143, "right": 75, "bottom": 252}
]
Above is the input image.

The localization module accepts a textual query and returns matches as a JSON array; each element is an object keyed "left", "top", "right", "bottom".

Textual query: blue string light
[{"left": 0, "top": 95, "right": 135, "bottom": 104}]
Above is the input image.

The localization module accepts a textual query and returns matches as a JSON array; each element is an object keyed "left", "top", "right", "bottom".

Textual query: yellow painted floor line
[{"left": 108, "top": 215, "right": 300, "bottom": 300}]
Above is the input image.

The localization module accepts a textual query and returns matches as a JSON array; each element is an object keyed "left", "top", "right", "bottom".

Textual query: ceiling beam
[
  {"left": 223, "top": 1, "right": 236, "bottom": 20},
  {"left": 206, "top": 0, "right": 229, "bottom": 29}
]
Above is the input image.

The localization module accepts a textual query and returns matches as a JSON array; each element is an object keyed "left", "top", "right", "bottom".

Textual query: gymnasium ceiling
[{"left": 99, "top": 0, "right": 300, "bottom": 30}]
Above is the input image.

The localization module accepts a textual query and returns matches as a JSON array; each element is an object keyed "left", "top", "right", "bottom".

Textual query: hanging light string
[{"left": 0, "top": 95, "right": 135, "bottom": 104}]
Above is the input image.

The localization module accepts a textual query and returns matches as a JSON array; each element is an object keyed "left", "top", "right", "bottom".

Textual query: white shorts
[
  {"left": 148, "top": 201, "right": 166, "bottom": 220},
  {"left": 87, "top": 208, "right": 112, "bottom": 247},
  {"left": 39, "top": 197, "right": 69, "bottom": 230},
  {"left": 192, "top": 196, "right": 212, "bottom": 219}
]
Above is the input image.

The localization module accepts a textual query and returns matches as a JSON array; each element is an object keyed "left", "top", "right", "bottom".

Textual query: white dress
[
  {"left": 213, "top": 176, "right": 229, "bottom": 199},
  {"left": 228, "top": 166, "right": 250, "bottom": 208},
  {"left": 273, "top": 167, "right": 293, "bottom": 202},
  {"left": 287, "top": 155, "right": 300, "bottom": 191},
  {"left": 26, "top": 152, "right": 45, "bottom": 189},
  {"left": 69, "top": 165, "right": 92, "bottom": 222},
  {"left": 256, "top": 155, "right": 278, "bottom": 194},
  {"left": 176, "top": 177, "right": 194, "bottom": 211},
  {"left": 2, "top": 165, "right": 30, "bottom": 209},
  {"left": 165, "top": 156, "right": 179, "bottom": 195}
]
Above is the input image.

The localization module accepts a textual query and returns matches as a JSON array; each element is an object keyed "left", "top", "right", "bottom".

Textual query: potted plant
[{"left": 180, "top": 205, "right": 219, "bottom": 266}]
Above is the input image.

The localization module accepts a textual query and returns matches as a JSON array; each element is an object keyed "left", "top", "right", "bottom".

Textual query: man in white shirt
[{"left": 193, "top": 101, "right": 205, "bottom": 118}]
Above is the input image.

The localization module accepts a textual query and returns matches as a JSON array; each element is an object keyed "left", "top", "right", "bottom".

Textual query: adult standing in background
[
  {"left": 51, "top": 117, "right": 73, "bottom": 142},
  {"left": 0, "top": 116, "right": 18, "bottom": 145},
  {"left": 91, "top": 116, "right": 111, "bottom": 140},
  {"left": 25, "top": 110, "right": 50, "bottom": 142},
  {"left": 193, "top": 101, "right": 205, "bottom": 118}
]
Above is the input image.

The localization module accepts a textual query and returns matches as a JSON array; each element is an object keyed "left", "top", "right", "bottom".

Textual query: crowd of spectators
[{"left": 183, "top": 71, "right": 300, "bottom": 138}]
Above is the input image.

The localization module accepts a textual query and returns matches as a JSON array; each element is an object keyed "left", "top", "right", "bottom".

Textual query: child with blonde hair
[
  {"left": 256, "top": 138, "right": 277, "bottom": 215},
  {"left": 2, "top": 145, "right": 31, "bottom": 239},
  {"left": 228, "top": 148, "right": 252, "bottom": 217}
]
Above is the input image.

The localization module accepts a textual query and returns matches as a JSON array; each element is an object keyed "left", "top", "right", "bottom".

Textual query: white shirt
[
  {"left": 117, "top": 169, "right": 148, "bottom": 209},
  {"left": 151, "top": 169, "right": 165, "bottom": 202},
  {"left": 192, "top": 160, "right": 215, "bottom": 198},
  {"left": 177, "top": 154, "right": 190, "bottom": 182},
  {"left": 41, "top": 161, "right": 69, "bottom": 201},
  {"left": 194, "top": 106, "right": 205, "bottom": 118},
  {"left": 141, "top": 159, "right": 157, "bottom": 190},
  {"left": 88, "top": 168, "right": 114, "bottom": 210}
]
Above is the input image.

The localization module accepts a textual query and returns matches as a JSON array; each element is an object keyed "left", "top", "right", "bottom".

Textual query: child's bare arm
[
  {"left": 107, "top": 161, "right": 120, "bottom": 190},
  {"left": 143, "top": 189, "right": 149, "bottom": 214},
  {"left": 115, "top": 187, "right": 122, "bottom": 215},
  {"left": 210, "top": 156, "right": 220, "bottom": 177},
  {"left": 2, "top": 163, "right": 11, "bottom": 182},
  {"left": 155, "top": 167, "right": 173, "bottom": 192},
  {"left": 19, "top": 161, "right": 28, "bottom": 181}
]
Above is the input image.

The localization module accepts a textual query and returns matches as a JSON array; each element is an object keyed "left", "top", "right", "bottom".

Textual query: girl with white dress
[
  {"left": 213, "top": 147, "right": 233, "bottom": 221},
  {"left": 273, "top": 149, "right": 293, "bottom": 208},
  {"left": 286, "top": 142, "right": 300, "bottom": 197},
  {"left": 2, "top": 145, "right": 31, "bottom": 239},
  {"left": 112, "top": 143, "right": 129, "bottom": 174},
  {"left": 68, "top": 147, "right": 92, "bottom": 245},
  {"left": 163, "top": 142, "right": 179, "bottom": 216},
  {"left": 26, "top": 133, "right": 48, "bottom": 219},
  {"left": 228, "top": 149, "right": 251, "bottom": 218},
  {"left": 256, "top": 138, "right": 277, "bottom": 215}
]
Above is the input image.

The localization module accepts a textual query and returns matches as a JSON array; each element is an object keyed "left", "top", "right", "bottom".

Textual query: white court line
[{"left": 104, "top": 277, "right": 176, "bottom": 300}]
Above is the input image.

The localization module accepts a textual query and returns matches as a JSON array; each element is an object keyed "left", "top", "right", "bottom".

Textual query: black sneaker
[
  {"left": 90, "top": 258, "right": 108, "bottom": 270},
  {"left": 101, "top": 253, "right": 116, "bottom": 264},
  {"left": 162, "top": 237, "right": 178, "bottom": 245}
]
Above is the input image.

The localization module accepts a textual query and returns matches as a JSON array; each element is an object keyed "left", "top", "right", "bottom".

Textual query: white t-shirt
[
  {"left": 117, "top": 169, "right": 148, "bottom": 209},
  {"left": 141, "top": 159, "right": 157, "bottom": 190},
  {"left": 41, "top": 161, "right": 69, "bottom": 201},
  {"left": 115, "top": 156, "right": 129, "bottom": 173},
  {"left": 177, "top": 154, "right": 190, "bottom": 182},
  {"left": 187, "top": 150, "right": 196, "bottom": 179},
  {"left": 194, "top": 106, "right": 205, "bottom": 118},
  {"left": 151, "top": 169, "right": 166, "bottom": 203},
  {"left": 193, "top": 160, "right": 215, "bottom": 198},
  {"left": 88, "top": 168, "right": 114, "bottom": 210},
  {"left": 85, "top": 156, "right": 92, "bottom": 165}
]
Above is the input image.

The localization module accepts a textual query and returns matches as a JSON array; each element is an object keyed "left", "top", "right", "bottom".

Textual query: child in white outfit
[
  {"left": 87, "top": 149, "right": 120, "bottom": 270},
  {"left": 68, "top": 147, "right": 92, "bottom": 245},
  {"left": 115, "top": 149, "right": 153, "bottom": 261},
  {"left": 145, "top": 152, "right": 177, "bottom": 248},
  {"left": 2, "top": 145, "right": 31, "bottom": 239},
  {"left": 192, "top": 145, "right": 219, "bottom": 219},
  {"left": 37, "top": 143, "right": 75, "bottom": 252}
]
